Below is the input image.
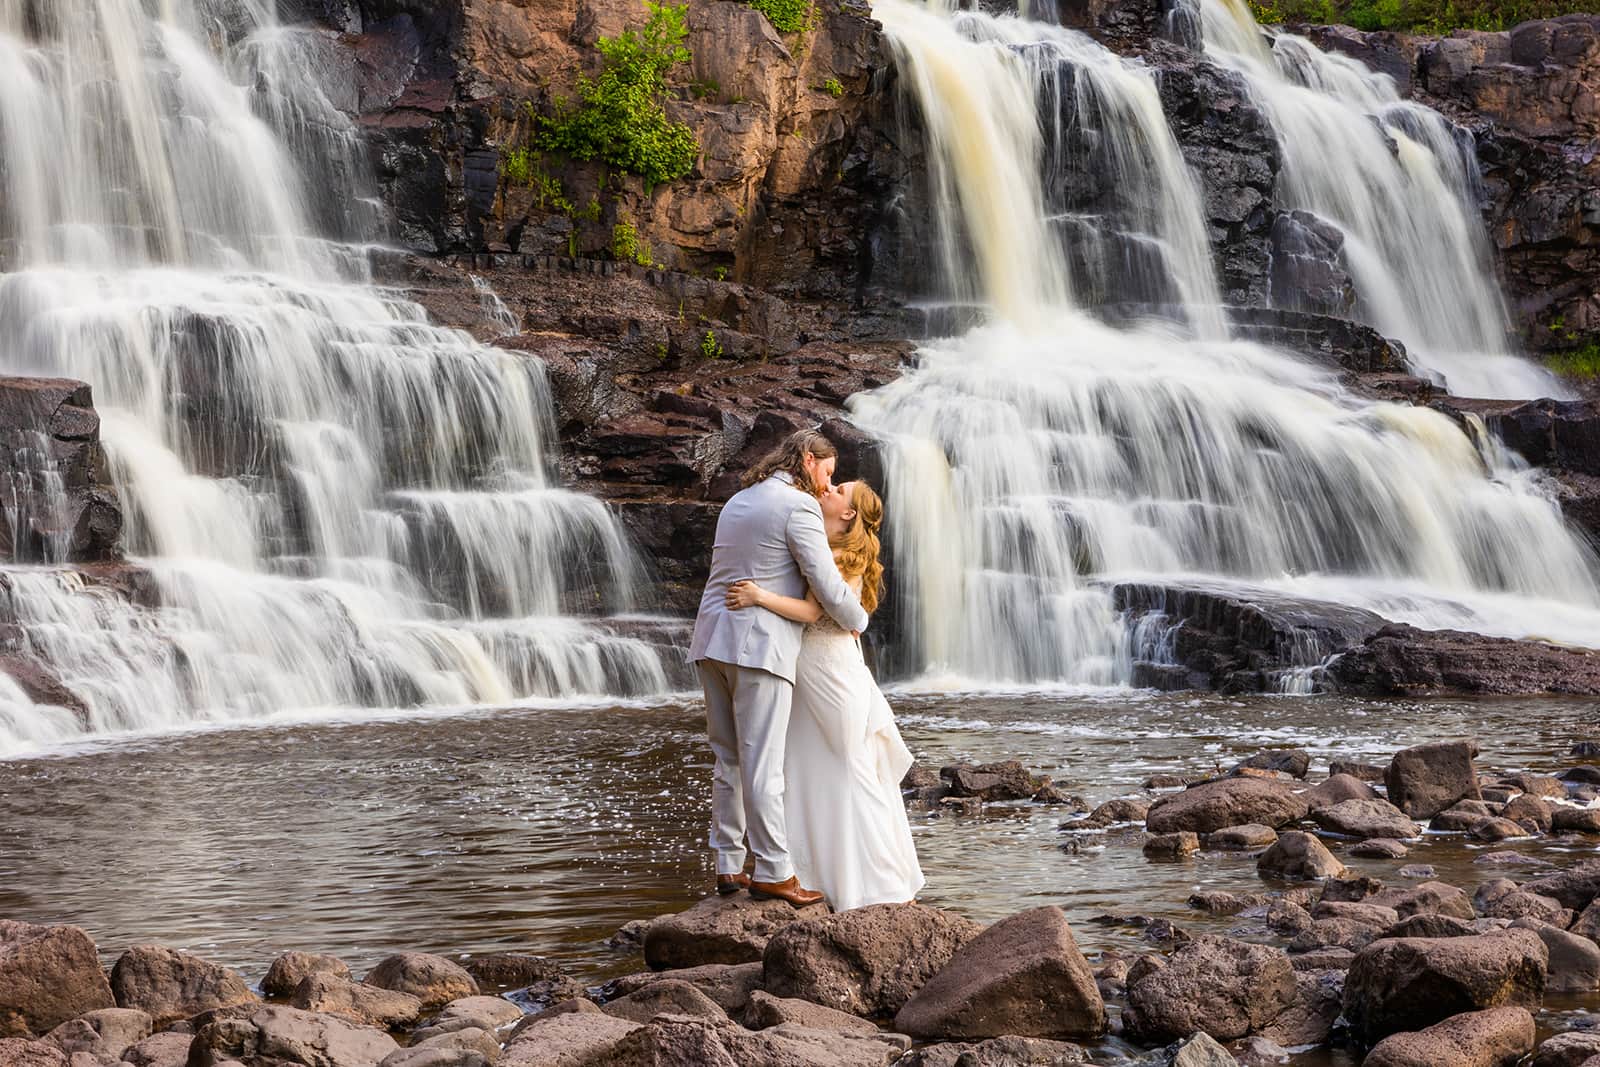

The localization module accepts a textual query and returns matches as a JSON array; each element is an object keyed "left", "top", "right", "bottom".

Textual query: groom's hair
[{"left": 743, "top": 429, "right": 838, "bottom": 494}]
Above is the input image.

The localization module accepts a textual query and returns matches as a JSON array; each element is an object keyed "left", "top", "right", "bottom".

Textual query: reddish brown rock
[
  {"left": 0, "top": 1039, "right": 67, "bottom": 1067},
  {"left": 1386, "top": 740, "right": 1482, "bottom": 819},
  {"left": 1342, "top": 929, "right": 1548, "bottom": 1042},
  {"left": 362, "top": 955, "right": 477, "bottom": 1012},
  {"left": 109, "top": 946, "right": 257, "bottom": 1030},
  {"left": 0, "top": 922, "right": 115, "bottom": 1038},
  {"left": 1146, "top": 777, "right": 1309, "bottom": 834},
  {"left": 291, "top": 975, "right": 422, "bottom": 1030},
  {"left": 742, "top": 990, "right": 879, "bottom": 1034},
  {"left": 645, "top": 893, "right": 827, "bottom": 970},
  {"left": 893, "top": 907, "right": 1105, "bottom": 1041},
  {"left": 601, "top": 962, "right": 764, "bottom": 1017},
  {"left": 1312, "top": 798, "right": 1419, "bottom": 840},
  {"left": 762, "top": 903, "right": 984, "bottom": 1018},
  {"left": 1256, "top": 831, "right": 1346, "bottom": 881},
  {"left": 1362, "top": 1006, "right": 1535, "bottom": 1067},
  {"left": 263, "top": 953, "right": 352, "bottom": 999},
  {"left": 1123, "top": 935, "right": 1295, "bottom": 1043}
]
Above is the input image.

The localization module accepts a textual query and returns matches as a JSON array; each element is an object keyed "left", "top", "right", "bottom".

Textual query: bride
[{"left": 725, "top": 480, "right": 925, "bottom": 911}]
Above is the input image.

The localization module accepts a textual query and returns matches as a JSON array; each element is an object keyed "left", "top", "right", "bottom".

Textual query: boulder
[
  {"left": 1531, "top": 1030, "right": 1600, "bottom": 1067},
  {"left": 1206, "top": 825, "right": 1277, "bottom": 850},
  {"left": 263, "top": 955, "right": 352, "bottom": 999},
  {"left": 1369, "top": 881, "right": 1476, "bottom": 920},
  {"left": 1524, "top": 860, "right": 1600, "bottom": 910},
  {"left": 1330, "top": 761, "right": 1387, "bottom": 782},
  {"left": 1473, "top": 818, "right": 1529, "bottom": 842},
  {"left": 600, "top": 963, "right": 764, "bottom": 1017},
  {"left": 43, "top": 1009, "right": 151, "bottom": 1060},
  {"left": 1256, "top": 831, "right": 1345, "bottom": 880},
  {"left": 362, "top": 956, "right": 477, "bottom": 1012},
  {"left": 0, "top": 1040, "right": 66, "bottom": 1067},
  {"left": 0, "top": 922, "right": 116, "bottom": 1037},
  {"left": 1573, "top": 899, "right": 1600, "bottom": 945},
  {"left": 1123, "top": 936, "right": 1295, "bottom": 1043},
  {"left": 1502, "top": 795, "right": 1554, "bottom": 833},
  {"left": 1342, "top": 929, "right": 1548, "bottom": 1042},
  {"left": 120, "top": 1032, "right": 191, "bottom": 1067},
  {"left": 1321, "top": 875, "right": 1384, "bottom": 903},
  {"left": 189, "top": 1006, "right": 399, "bottom": 1067},
  {"left": 941, "top": 761, "right": 1049, "bottom": 801},
  {"left": 417, "top": 997, "right": 523, "bottom": 1036},
  {"left": 382, "top": 1029, "right": 500, "bottom": 1067},
  {"left": 894, "top": 1036, "right": 1089, "bottom": 1065},
  {"left": 461, "top": 955, "right": 571, "bottom": 996},
  {"left": 1504, "top": 775, "right": 1564, "bottom": 799},
  {"left": 1311, "top": 900, "right": 1400, "bottom": 927},
  {"left": 1075, "top": 798, "right": 1149, "bottom": 828},
  {"left": 1288, "top": 917, "right": 1388, "bottom": 953},
  {"left": 743, "top": 991, "right": 879, "bottom": 1034},
  {"left": 498, "top": 1010, "right": 640, "bottom": 1067},
  {"left": 1312, "top": 798, "right": 1419, "bottom": 839},
  {"left": 1166, "top": 1032, "right": 1237, "bottom": 1066},
  {"left": 1146, "top": 778, "right": 1309, "bottom": 834},
  {"left": 598, "top": 1015, "right": 907, "bottom": 1066},
  {"left": 1144, "top": 832, "right": 1200, "bottom": 858},
  {"left": 1509, "top": 919, "right": 1600, "bottom": 992},
  {"left": 762, "top": 903, "right": 983, "bottom": 1018},
  {"left": 1386, "top": 740, "right": 1481, "bottom": 819},
  {"left": 1475, "top": 879, "right": 1569, "bottom": 924},
  {"left": 109, "top": 946, "right": 258, "bottom": 1029},
  {"left": 893, "top": 907, "right": 1104, "bottom": 1041},
  {"left": 290, "top": 975, "right": 422, "bottom": 1030},
  {"left": 1300, "top": 773, "right": 1379, "bottom": 811},
  {"left": 1383, "top": 915, "right": 1478, "bottom": 939},
  {"left": 1257, "top": 969, "right": 1343, "bottom": 1047},
  {"left": 1552, "top": 807, "right": 1600, "bottom": 834},
  {"left": 1362, "top": 1006, "right": 1535, "bottom": 1067},
  {"left": 1435, "top": 802, "right": 1496, "bottom": 832},
  {"left": 1233, "top": 749, "right": 1311, "bottom": 779},
  {"left": 599, "top": 979, "right": 727, "bottom": 1024},
  {"left": 1350, "top": 838, "right": 1410, "bottom": 858},
  {"left": 645, "top": 894, "right": 826, "bottom": 969}
]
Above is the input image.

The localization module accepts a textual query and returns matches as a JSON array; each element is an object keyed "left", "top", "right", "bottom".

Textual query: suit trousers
[{"left": 697, "top": 658, "right": 795, "bottom": 883}]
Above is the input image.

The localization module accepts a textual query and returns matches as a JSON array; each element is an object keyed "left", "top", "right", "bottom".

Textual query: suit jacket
[{"left": 689, "top": 472, "right": 870, "bottom": 683}]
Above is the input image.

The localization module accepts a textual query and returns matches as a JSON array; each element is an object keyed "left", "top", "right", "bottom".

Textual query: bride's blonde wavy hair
[{"left": 830, "top": 481, "right": 884, "bottom": 615}]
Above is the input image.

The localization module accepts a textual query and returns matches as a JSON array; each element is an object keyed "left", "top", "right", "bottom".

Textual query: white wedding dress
[{"left": 784, "top": 584, "right": 925, "bottom": 911}]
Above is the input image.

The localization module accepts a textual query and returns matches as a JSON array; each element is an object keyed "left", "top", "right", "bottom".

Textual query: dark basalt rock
[
  {"left": 1328, "top": 625, "right": 1600, "bottom": 696},
  {"left": 0, "top": 377, "right": 121, "bottom": 565}
]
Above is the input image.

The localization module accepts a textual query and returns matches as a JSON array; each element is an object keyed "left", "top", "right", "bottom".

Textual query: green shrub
[
  {"left": 1549, "top": 342, "right": 1600, "bottom": 380},
  {"left": 536, "top": 1, "right": 699, "bottom": 188},
  {"left": 1250, "top": 0, "right": 1594, "bottom": 32},
  {"left": 747, "top": 0, "right": 816, "bottom": 33},
  {"left": 820, "top": 77, "right": 844, "bottom": 97},
  {"left": 612, "top": 218, "right": 653, "bottom": 265},
  {"left": 700, "top": 329, "right": 723, "bottom": 359}
]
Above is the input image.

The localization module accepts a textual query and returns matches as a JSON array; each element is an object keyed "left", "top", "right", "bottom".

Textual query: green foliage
[
  {"left": 700, "top": 329, "right": 723, "bottom": 359},
  {"left": 819, "top": 77, "right": 845, "bottom": 98},
  {"left": 747, "top": 0, "right": 816, "bottom": 33},
  {"left": 713, "top": 265, "right": 729, "bottom": 281},
  {"left": 1548, "top": 342, "right": 1600, "bottom": 380},
  {"left": 535, "top": 1, "right": 699, "bottom": 188},
  {"left": 1248, "top": 0, "right": 1594, "bottom": 32},
  {"left": 612, "top": 218, "right": 653, "bottom": 265}
]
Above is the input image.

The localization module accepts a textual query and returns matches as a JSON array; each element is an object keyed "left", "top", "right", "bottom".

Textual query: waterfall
[
  {"left": 1199, "top": 0, "right": 1570, "bottom": 401},
  {"left": 854, "top": 0, "right": 1600, "bottom": 686},
  {"left": 0, "top": 0, "right": 676, "bottom": 753}
]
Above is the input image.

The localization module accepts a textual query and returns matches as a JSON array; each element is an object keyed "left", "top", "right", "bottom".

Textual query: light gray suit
[{"left": 690, "top": 472, "right": 869, "bottom": 882}]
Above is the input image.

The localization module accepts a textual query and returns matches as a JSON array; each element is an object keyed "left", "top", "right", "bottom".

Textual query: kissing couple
[{"left": 688, "top": 428, "right": 925, "bottom": 911}]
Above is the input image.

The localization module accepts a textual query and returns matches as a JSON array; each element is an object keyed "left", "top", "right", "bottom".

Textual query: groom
[{"left": 689, "top": 429, "right": 870, "bottom": 907}]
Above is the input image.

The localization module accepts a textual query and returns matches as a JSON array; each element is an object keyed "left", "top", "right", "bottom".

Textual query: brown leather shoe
[
  {"left": 716, "top": 873, "right": 751, "bottom": 895},
  {"left": 748, "top": 876, "right": 824, "bottom": 907}
]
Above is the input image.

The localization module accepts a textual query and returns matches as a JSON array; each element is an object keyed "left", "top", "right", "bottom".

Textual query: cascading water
[
  {"left": 855, "top": 0, "right": 1600, "bottom": 687},
  {"left": 0, "top": 0, "right": 677, "bottom": 754},
  {"left": 1199, "top": 0, "right": 1569, "bottom": 400}
]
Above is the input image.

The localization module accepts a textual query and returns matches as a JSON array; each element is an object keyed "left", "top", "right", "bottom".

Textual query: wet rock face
[{"left": 0, "top": 377, "right": 121, "bottom": 565}]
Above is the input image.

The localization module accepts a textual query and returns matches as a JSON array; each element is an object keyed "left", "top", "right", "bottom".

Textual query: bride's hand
[{"left": 725, "top": 580, "right": 764, "bottom": 610}]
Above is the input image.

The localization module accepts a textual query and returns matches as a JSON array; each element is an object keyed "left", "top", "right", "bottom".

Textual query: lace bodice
[{"left": 804, "top": 575, "right": 865, "bottom": 641}]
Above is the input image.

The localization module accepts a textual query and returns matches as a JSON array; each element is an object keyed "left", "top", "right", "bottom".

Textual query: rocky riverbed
[{"left": 7, "top": 693, "right": 1600, "bottom": 1066}]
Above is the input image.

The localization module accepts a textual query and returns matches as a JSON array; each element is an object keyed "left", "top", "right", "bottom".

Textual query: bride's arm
[{"left": 725, "top": 581, "right": 824, "bottom": 623}]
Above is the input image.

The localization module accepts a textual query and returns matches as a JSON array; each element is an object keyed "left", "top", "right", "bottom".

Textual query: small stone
[
  {"left": 1397, "top": 864, "right": 1437, "bottom": 879},
  {"left": 1207, "top": 825, "right": 1278, "bottom": 850},
  {"left": 1166, "top": 1031, "right": 1238, "bottom": 1066},
  {"left": 1145, "top": 832, "right": 1201, "bottom": 858},
  {"left": 1350, "top": 838, "right": 1410, "bottom": 859},
  {"left": 1257, "top": 831, "right": 1345, "bottom": 881}
]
